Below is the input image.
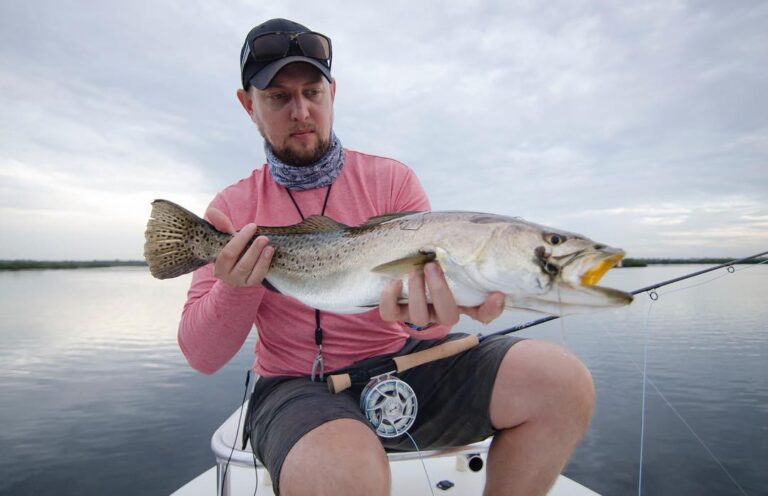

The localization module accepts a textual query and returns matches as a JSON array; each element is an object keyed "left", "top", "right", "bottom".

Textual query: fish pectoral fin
[
  {"left": 371, "top": 251, "right": 437, "bottom": 278},
  {"left": 261, "top": 278, "right": 282, "bottom": 294}
]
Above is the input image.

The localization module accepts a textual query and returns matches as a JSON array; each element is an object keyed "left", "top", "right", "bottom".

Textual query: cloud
[
  {"left": 640, "top": 216, "right": 688, "bottom": 226},
  {"left": 0, "top": 0, "right": 766, "bottom": 259}
]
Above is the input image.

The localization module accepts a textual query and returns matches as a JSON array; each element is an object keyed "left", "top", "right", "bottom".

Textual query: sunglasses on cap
[{"left": 241, "top": 31, "right": 333, "bottom": 72}]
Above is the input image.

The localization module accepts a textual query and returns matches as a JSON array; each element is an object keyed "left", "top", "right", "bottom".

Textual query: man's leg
[
  {"left": 484, "top": 340, "right": 595, "bottom": 496},
  {"left": 279, "top": 418, "right": 390, "bottom": 496},
  {"left": 247, "top": 377, "right": 390, "bottom": 496}
]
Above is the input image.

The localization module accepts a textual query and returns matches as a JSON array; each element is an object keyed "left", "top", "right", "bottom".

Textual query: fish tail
[{"left": 144, "top": 200, "right": 229, "bottom": 279}]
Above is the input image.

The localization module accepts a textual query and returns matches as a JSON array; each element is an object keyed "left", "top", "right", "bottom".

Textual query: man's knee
[
  {"left": 279, "top": 418, "right": 390, "bottom": 496},
  {"left": 490, "top": 340, "right": 595, "bottom": 429},
  {"left": 556, "top": 346, "right": 595, "bottom": 427}
]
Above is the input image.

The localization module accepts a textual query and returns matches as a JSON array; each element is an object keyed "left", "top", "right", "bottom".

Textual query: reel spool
[{"left": 360, "top": 375, "right": 418, "bottom": 438}]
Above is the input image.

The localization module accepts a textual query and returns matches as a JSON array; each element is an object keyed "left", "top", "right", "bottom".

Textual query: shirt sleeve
[
  {"left": 176, "top": 195, "right": 265, "bottom": 374},
  {"left": 391, "top": 166, "right": 433, "bottom": 213}
]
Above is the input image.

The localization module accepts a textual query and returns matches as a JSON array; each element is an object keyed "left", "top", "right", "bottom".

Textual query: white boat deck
[
  {"left": 172, "top": 405, "right": 599, "bottom": 496},
  {"left": 173, "top": 458, "right": 598, "bottom": 495}
]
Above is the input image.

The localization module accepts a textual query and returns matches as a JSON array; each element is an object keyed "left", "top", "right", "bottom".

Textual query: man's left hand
[{"left": 379, "top": 262, "right": 505, "bottom": 329}]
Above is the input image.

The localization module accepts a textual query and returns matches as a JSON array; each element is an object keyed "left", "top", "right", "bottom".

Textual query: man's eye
[{"left": 270, "top": 93, "right": 286, "bottom": 101}]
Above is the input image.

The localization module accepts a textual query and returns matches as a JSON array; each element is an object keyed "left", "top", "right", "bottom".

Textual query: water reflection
[
  {"left": 0, "top": 268, "right": 259, "bottom": 494},
  {"left": 0, "top": 266, "right": 766, "bottom": 495}
]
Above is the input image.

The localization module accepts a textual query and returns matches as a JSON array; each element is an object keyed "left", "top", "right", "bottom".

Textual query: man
[{"left": 179, "top": 18, "right": 595, "bottom": 496}]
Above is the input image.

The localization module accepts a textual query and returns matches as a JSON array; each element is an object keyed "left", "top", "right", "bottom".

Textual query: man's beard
[{"left": 269, "top": 135, "right": 331, "bottom": 167}]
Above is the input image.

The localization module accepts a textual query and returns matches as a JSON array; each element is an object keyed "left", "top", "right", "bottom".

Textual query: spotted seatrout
[{"left": 144, "top": 200, "right": 633, "bottom": 315}]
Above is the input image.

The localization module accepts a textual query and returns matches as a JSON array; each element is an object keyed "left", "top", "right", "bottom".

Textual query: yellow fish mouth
[{"left": 580, "top": 252, "right": 625, "bottom": 286}]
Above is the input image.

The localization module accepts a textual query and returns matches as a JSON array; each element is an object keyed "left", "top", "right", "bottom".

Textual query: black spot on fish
[{"left": 544, "top": 262, "right": 559, "bottom": 276}]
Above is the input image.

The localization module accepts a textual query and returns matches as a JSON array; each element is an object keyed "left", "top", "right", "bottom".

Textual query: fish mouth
[{"left": 579, "top": 251, "right": 625, "bottom": 286}]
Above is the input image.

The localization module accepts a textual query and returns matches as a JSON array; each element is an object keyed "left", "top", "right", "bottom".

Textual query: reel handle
[
  {"left": 327, "top": 334, "right": 480, "bottom": 394},
  {"left": 393, "top": 334, "right": 479, "bottom": 372}
]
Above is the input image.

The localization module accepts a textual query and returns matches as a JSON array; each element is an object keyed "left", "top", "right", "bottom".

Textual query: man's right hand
[{"left": 206, "top": 206, "right": 274, "bottom": 288}]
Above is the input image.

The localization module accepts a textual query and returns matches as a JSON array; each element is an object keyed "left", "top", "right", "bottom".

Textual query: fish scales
[
  {"left": 144, "top": 200, "right": 634, "bottom": 315},
  {"left": 265, "top": 213, "right": 482, "bottom": 278},
  {"left": 258, "top": 213, "right": 495, "bottom": 311}
]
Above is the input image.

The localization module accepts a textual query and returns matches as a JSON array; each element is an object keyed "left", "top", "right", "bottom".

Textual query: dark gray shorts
[{"left": 244, "top": 333, "right": 521, "bottom": 495}]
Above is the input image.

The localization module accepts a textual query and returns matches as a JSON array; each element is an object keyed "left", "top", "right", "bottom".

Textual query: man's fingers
[
  {"left": 206, "top": 206, "right": 236, "bottom": 234},
  {"left": 379, "top": 265, "right": 503, "bottom": 328},
  {"left": 245, "top": 243, "right": 274, "bottom": 285},
  {"left": 407, "top": 267, "right": 431, "bottom": 327},
  {"left": 215, "top": 224, "right": 258, "bottom": 276},
  {"left": 424, "top": 263, "right": 460, "bottom": 327},
  {"left": 460, "top": 292, "right": 505, "bottom": 324},
  {"left": 379, "top": 279, "right": 404, "bottom": 321},
  {"left": 232, "top": 235, "right": 270, "bottom": 280}
]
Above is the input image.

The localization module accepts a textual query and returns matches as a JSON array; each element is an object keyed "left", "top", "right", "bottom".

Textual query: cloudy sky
[{"left": 1, "top": 0, "right": 766, "bottom": 260}]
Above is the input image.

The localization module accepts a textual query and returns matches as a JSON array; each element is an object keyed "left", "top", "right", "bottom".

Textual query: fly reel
[{"left": 360, "top": 375, "right": 418, "bottom": 438}]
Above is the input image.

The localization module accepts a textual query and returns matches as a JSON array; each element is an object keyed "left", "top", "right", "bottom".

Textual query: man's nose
[{"left": 290, "top": 96, "right": 310, "bottom": 121}]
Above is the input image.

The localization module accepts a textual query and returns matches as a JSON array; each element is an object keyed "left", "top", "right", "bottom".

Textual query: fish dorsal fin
[
  {"left": 371, "top": 250, "right": 437, "bottom": 278},
  {"left": 358, "top": 211, "right": 424, "bottom": 229},
  {"left": 257, "top": 215, "right": 349, "bottom": 235}
]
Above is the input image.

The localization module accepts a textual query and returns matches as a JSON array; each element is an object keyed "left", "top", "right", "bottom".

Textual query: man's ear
[
  {"left": 330, "top": 78, "right": 336, "bottom": 103},
  {"left": 236, "top": 88, "right": 254, "bottom": 117}
]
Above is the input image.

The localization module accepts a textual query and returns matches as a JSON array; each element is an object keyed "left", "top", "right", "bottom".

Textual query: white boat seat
[{"left": 211, "top": 401, "right": 492, "bottom": 496}]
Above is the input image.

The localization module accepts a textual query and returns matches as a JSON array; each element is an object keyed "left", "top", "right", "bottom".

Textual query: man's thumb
[{"left": 205, "top": 207, "right": 236, "bottom": 234}]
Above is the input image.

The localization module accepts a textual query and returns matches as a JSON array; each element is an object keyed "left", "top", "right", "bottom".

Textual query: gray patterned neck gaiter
[{"left": 265, "top": 131, "right": 344, "bottom": 191}]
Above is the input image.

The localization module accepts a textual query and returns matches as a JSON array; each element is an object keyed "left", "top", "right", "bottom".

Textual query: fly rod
[
  {"left": 327, "top": 334, "right": 479, "bottom": 394},
  {"left": 479, "top": 249, "right": 768, "bottom": 342},
  {"left": 327, "top": 249, "right": 768, "bottom": 393}
]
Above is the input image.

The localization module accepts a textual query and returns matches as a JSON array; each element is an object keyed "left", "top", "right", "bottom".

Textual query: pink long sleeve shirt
[{"left": 178, "top": 149, "right": 449, "bottom": 376}]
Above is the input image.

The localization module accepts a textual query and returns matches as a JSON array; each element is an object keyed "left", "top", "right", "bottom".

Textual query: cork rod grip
[
  {"left": 392, "top": 334, "right": 480, "bottom": 373},
  {"left": 326, "top": 335, "right": 480, "bottom": 394},
  {"left": 327, "top": 373, "right": 352, "bottom": 394}
]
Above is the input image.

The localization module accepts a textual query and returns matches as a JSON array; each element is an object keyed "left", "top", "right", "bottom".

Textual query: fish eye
[{"left": 544, "top": 233, "right": 566, "bottom": 246}]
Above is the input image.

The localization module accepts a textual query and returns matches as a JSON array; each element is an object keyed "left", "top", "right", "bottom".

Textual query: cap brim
[{"left": 250, "top": 56, "right": 332, "bottom": 90}]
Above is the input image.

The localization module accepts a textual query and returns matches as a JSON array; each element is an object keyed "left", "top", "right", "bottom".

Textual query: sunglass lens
[
  {"left": 296, "top": 33, "right": 330, "bottom": 60},
  {"left": 251, "top": 34, "right": 290, "bottom": 61}
]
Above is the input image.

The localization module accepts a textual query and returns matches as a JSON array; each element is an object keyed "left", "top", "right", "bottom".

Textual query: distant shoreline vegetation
[
  {"left": 0, "top": 260, "right": 148, "bottom": 270},
  {"left": 0, "top": 258, "right": 765, "bottom": 271}
]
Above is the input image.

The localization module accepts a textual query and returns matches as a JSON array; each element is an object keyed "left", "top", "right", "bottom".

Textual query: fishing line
[
  {"left": 661, "top": 257, "right": 768, "bottom": 297},
  {"left": 604, "top": 314, "right": 749, "bottom": 496},
  {"left": 660, "top": 269, "right": 735, "bottom": 296},
  {"left": 405, "top": 431, "right": 436, "bottom": 496},
  {"left": 357, "top": 376, "right": 433, "bottom": 494},
  {"left": 637, "top": 292, "right": 655, "bottom": 496},
  {"left": 734, "top": 257, "right": 768, "bottom": 269},
  {"left": 479, "top": 249, "right": 768, "bottom": 342},
  {"left": 556, "top": 286, "right": 569, "bottom": 348},
  {"left": 251, "top": 446, "right": 259, "bottom": 496},
  {"left": 479, "top": 252, "right": 766, "bottom": 494},
  {"left": 221, "top": 370, "right": 253, "bottom": 496}
]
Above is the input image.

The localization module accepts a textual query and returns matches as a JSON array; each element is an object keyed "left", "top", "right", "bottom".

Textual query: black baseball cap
[{"left": 240, "top": 18, "right": 333, "bottom": 90}]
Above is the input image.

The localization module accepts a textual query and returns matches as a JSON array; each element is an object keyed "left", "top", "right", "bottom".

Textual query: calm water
[{"left": 0, "top": 266, "right": 765, "bottom": 495}]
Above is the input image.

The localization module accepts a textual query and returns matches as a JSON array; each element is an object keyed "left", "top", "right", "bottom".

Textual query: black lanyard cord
[
  {"left": 285, "top": 184, "right": 332, "bottom": 378},
  {"left": 286, "top": 184, "right": 332, "bottom": 222}
]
